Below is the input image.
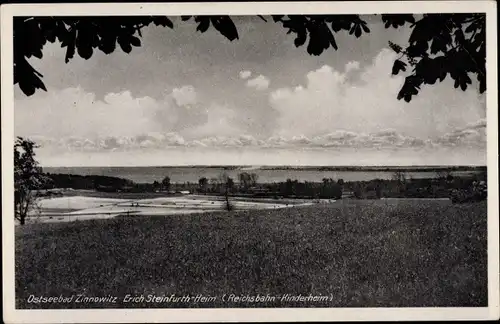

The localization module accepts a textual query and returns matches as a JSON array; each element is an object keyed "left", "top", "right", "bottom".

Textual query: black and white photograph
[{"left": 2, "top": 1, "right": 499, "bottom": 322}]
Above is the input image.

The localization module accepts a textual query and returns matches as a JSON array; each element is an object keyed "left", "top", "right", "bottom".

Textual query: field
[{"left": 15, "top": 199, "right": 487, "bottom": 308}]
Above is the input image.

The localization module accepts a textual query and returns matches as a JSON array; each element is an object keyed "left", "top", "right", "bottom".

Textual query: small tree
[
  {"left": 392, "top": 171, "right": 407, "bottom": 194},
  {"left": 446, "top": 173, "right": 454, "bottom": 183},
  {"left": 198, "top": 177, "right": 208, "bottom": 194},
  {"left": 250, "top": 173, "right": 259, "bottom": 187},
  {"left": 353, "top": 182, "right": 364, "bottom": 199},
  {"left": 285, "top": 178, "right": 296, "bottom": 197},
  {"left": 14, "top": 137, "right": 49, "bottom": 225},
  {"left": 320, "top": 178, "right": 342, "bottom": 199},
  {"left": 220, "top": 172, "right": 234, "bottom": 211},
  {"left": 392, "top": 171, "right": 407, "bottom": 183},
  {"left": 436, "top": 170, "right": 449, "bottom": 180},
  {"left": 239, "top": 172, "right": 257, "bottom": 191},
  {"left": 209, "top": 177, "right": 219, "bottom": 193},
  {"left": 374, "top": 180, "right": 382, "bottom": 199},
  {"left": 238, "top": 172, "right": 248, "bottom": 189},
  {"left": 436, "top": 170, "right": 454, "bottom": 187},
  {"left": 161, "top": 176, "right": 171, "bottom": 192}
]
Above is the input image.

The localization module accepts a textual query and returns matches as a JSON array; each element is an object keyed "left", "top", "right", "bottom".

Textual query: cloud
[
  {"left": 172, "top": 85, "right": 197, "bottom": 107},
  {"left": 36, "top": 120, "right": 485, "bottom": 153},
  {"left": 269, "top": 64, "right": 348, "bottom": 137},
  {"left": 246, "top": 75, "right": 270, "bottom": 90},
  {"left": 435, "top": 118, "right": 486, "bottom": 147},
  {"left": 15, "top": 85, "right": 218, "bottom": 142},
  {"left": 182, "top": 103, "right": 242, "bottom": 139},
  {"left": 192, "top": 135, "right": 263, "bottom": 147},
  {"left": 45, "top": 132, "right": 187, "bottom": 152},
  {"left": 345, "top": 61, "right": 360, "bottom": 73},
  {"left": 15, "top": 87, "right": 166, "bottom": 139},
  {"left": 239, "top": 70, "right": 252, "bottom": 79},
  {"left": 264, "top": 130, "right": 427, "bottom": 149},
  {"left": 15, "top": 85, "right": 270, "bottom": 153},
  {"left": 464, "top": 118, "right": 487, "bottom": 130},
  {"left": 269, "top": 48, "right": 485, "bottom": 141},
  {"left": 16, "top": 47, "right": 485, "bottom": 167}
]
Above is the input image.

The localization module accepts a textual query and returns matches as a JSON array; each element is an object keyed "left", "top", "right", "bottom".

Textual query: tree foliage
[
  {"left": 161, "top": 175, "right": 171, "bottom": 192},
  {"left": 14, "top": 14, "right": 485, "bottom": 101},
  {"left": 14, "top": 137, "right": 49, "bottom": 225},
  {"left": 219, "top": 171, "right": 234, "bottom": 211},
  {"left": 238, "top": 172, "right": 259, "bottom": 189},
  {"left": 198, "top": 177, "right": 208, "bottom": 193},
  {"left": 384, "top": 13, "right": 486, "bottom": 101}
]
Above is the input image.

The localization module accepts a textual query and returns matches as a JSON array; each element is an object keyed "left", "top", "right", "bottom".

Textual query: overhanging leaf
[
  {"left": 152, "top": 16, "right": 174, "bottom": 28},
  {"left": 294, "top": 29, "right": 307, "bottom": 47},
  {"left": 354, "top": 25, "right": 362, "bottom": 38},
  {"left": 76, "top": 28, "right": 94, "bottom": 60},
  {"left": 360, "top": 22, "right": 370, "bottom": 33},
  {"left": 117, "top": 36, "right": 132, "bottom": 53},
  {"left": 196, "top": 18, "right": 210, "bottom": 33},
  {"left": 392, "top": 59, "right": 407, "bottom": 75},
  {"left": 129, "top": 35, "right": 141, "bottom": 47},
  {"left": 64, "top": 29, "right": 76, "bottom": 63},
  {"left": 210, "top": 16, "right": 239, "bottom": 41}
]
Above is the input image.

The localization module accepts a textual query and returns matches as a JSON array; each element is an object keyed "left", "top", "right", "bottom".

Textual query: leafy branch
[
  {"left": 384, "top": 13, "right": 485, "bottom": 101},
  {"left": 14, "top": 14, "right": 486, "bottom": 102}
]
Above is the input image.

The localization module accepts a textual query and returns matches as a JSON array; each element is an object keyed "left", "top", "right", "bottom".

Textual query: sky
[{"left": 14, "top": 15, "right": 487, "bottom": 166}]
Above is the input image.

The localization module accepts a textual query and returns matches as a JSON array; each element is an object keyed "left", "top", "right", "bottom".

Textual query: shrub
[{"left": 450, "top": 181, "right": 487, "bottom": 203}]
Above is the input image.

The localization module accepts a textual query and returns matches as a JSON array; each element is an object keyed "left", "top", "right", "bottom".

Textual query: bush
[{"left": 450, "top": 181, "right": 487, "bottom": 203}]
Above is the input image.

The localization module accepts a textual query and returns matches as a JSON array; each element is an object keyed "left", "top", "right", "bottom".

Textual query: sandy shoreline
[{"left": 22, "top": 194, "right": 319, "bottom": 224}]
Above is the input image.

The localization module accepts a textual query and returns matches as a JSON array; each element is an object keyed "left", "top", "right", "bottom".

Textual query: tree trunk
[{"left": 225, "top": 185, "right": 231, "bottom": 211}]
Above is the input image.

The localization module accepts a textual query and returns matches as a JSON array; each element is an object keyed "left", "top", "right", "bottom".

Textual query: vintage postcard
[{"left": 2, "top": 1, "right": 499, "bottom": 322}]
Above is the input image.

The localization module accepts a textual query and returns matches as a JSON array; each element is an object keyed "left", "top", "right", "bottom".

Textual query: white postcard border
[{"left": 2, "top": 1, "right": 498, "bottom": 322}]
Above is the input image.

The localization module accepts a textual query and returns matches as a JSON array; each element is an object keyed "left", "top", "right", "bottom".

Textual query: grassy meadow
[{"left": 15, "top": 199, "right": 487, "bottom": 308}]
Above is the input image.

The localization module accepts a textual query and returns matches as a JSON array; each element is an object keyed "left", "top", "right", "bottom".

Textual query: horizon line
[{"left": 40, "top": 164, "right": 488, "bottom": 169}]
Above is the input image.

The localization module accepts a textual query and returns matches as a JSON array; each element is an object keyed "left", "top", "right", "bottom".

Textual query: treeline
[
  {"left": 43, "top": 173, "right": 173, "bottom": 193},
  {"left": 344, "top": 175, "right": 487, "bottom": 200},
  {"left": 193, "top": 171, "right": 487, "bottom": 201},
  {"left": 41, "top": 170, "right": 487, "bottom": 202},
  {"left": 194, "top": 177, "right": 343, "bottom": 199},
  {"left": 257, "top": 179, "right": 343, "bottom": 199},
  {"left": 43, "top": 173, "right": 134, "bottom": 191}
]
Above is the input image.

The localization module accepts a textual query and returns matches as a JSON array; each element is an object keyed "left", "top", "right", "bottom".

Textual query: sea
[{"left": 42, "top": 166, "right": 486, "bottom": 184}]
